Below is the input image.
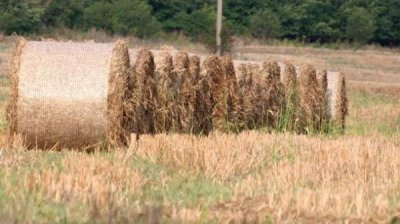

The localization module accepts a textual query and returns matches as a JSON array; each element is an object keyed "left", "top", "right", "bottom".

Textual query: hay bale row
[{"left": 8, "top": 41, "right": 349, "bottom": 149}]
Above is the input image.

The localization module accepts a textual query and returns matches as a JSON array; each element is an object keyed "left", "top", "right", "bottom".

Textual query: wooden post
[{"left": 216, "top": 0, "right": 223, "bottom": 56}]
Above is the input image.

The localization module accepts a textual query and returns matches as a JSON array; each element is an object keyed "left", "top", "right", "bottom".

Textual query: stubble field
[{"left": 0, "top": 37, "right": 399, "bottom": 223}]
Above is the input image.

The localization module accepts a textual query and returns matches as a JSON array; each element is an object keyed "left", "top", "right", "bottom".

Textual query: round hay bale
[
  {"left": 189, "top": 55, "right": 201, "bottom": 86},
  {"left": 7, "top": 39, "right": 131, "bottom": 149},
  {"left": 221, "top": 55, "right": 241, "bottom": 131},
  {"left": 192, "top": 59, "right": 213, "bottom": 135},
  {"left": 132, "top": 49, "right": 157, "bottom": 135},
  {"left": 202, "top": 56, "right": 226, "bottom": 130},
  {"left": 262, "top": 61, "right": 284, "bottom": 129},
  {"left": 282, "top": 61, "right": 297, "bottom": 89},
  {"left": 173, "top": 51, "right": 191, "bottom": 132},
  {"left": 327, "top": 72, "right": 348, "bottom": 132},
  {"left": 281, "top": 61, "right": 299, "bottom": 131},
  {"left": 317, "top": 70, "right": 329, "bottom": 131},
  {"left": 237, "top": 64, "right": 258, "bottom": 129},
  {"left": 298, "top": 64, "right": 320, "bottom": 133},
  {"left": 154, "top": 51, "right": 174, "bottom": 132}
]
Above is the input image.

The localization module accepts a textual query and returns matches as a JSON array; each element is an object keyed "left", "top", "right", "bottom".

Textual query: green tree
[
  {"left": 111, "top": 0, "right": 161, "bottom": 38},
  {"left": 166, "top": 6, "right": 232, "bottom": 52},
  {"left": 0, "top": 0, "right": 43, "bottom": 35},
  {"left": 249, "top": 9, "right": 281, "bottom": 39},
  {"left": 345, "top": 7, "right": 376, "bottom": 43},
  {"left": 83, "top": 1, "right": 113, "bottom": 31},
  {"left": 42, "top": 0, "right": 90, "bottom": 28}
]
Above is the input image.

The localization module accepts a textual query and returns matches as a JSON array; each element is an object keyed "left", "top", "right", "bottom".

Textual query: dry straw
[
  {"left": 221, "top": 56, "right": 241, "bottom": 131},
  {"left": 281, "top": 61, "right": 299, "bottom": 131},
  {"left": 262, "top": 61, "right": 284, "bottom": 129},
  {"left": 317, "top": 70, "right": 329, "bottom": 131},
  {"left": 132, "top": 49, "right": 157, "bottom": 135},
  {"left": 298, "top": 64, "right": 320, "bottom": 133},
  {"left": 173, "top": 51, "right": 192, "bottom": 132},
  {"left": 192, "top": 58, "right": 213, "bottom": 135},
  {"left": 202, "top": 56, "right": 226, "bottom": 130},
  {"left": 153, "top": 51, "right": 174, "bottom": 132},
  {"left": 333, "top": 73, "right": 348, "bottom": 131},
  {"left": 7, "top": 39, "right": 131, "bottom": 149},
  {"left": 237, "top": 63, "right": 257, "bottom": 129}
]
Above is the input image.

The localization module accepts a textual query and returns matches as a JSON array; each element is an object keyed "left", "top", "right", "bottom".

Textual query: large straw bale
[
  {"left": 237, "top": 64, "right": 257, "bottom": 129},
  {"left": 281, "top": 61, "right": 299, "bottom": 131},
  {"left": 262, "top": 61, "right": 284, "bottom": 129},
  {"left": 326, "top": 72, "right": 348, "bottom": 132},
  {"left": 298, "top": 64, "right": 320, "bottom": 133},
  {"left": 189, "top": 55, "right": 201, "bottom": 86},
  {"left": 7, "top": 39, "right": 131, "bottom": 148},
  {"left": 202, "top": 56, "right": 226, "bottom": 130},
  {"left": 193, "top": 59, "right": 213, "bottom": 135},
  {"left": 132, "top": 49, "right": 157, "bottom": 135},
  {"left": 317, "top": 70, "right": 329, "bottom": 131},
  {"left": 221, "top": 55, "right": 242, "bottom": 131},
  {"left": 173, "top": 51, "right": 192, "bottom": 132},
  {"left": 154, "top": 51, "right": 174, "bottom": 132}
]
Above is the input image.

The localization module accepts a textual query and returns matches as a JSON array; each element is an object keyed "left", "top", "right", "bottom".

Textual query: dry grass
[{"left": 133, "top": 132, "right": 400, "bottom": 223}]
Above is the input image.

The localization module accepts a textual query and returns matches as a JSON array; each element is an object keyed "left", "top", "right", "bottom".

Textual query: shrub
[
  {"left": 83, "top": 1, "right": 113, "bottom": 32},
  {"left": 111, "top": 0, "right": 161, "bottom": 38},
  {"left": 0, "top": 1, "right": 43, "bottom": 35},
  {"left": 345, "top": 7, "right": 376, "bottom": 43},
  {"left": 249, "top": 9, "right": 282, "bottom": 39}
]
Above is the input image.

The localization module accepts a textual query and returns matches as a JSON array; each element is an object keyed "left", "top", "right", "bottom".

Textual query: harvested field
[{"left": 0, "top": 37, "right": 398, "bottom": 223}]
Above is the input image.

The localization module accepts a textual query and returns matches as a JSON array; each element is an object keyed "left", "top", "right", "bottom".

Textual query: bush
[
  {"left": 111, "top": 0, "right": 161, "bottom": 38},
  {"left": 42, "top": 0, "right": 87, "bottom": 29},
  {"left": 83, "top": 1, "right": 113, "bottom": 32},
  {"left": 249, "top": 9, "right": 282, "bottom": 39},
  {"left": 167, "top": 7, "right": 232, "bottom": 53},
  {"left": 345, "top": 7, "right": 376, "bottom": 43},
  {"left": 0, "top": 1, "right": 43, "bottom": 35}
]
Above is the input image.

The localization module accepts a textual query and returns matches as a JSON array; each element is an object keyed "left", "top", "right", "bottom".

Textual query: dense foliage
[{"left": 0, "top": 0, "right": 399, "bottom": 47}]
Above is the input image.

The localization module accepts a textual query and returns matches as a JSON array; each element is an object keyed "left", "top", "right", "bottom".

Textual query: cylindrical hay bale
[
  {"left": 173, "top": 51, "right": 192, "bottom": 132},
  {"left": 262, "top": 61, "right": 284, "bottom": 129},
  {"left": 281, "top": 61, "right": 299, "bottom": 131},
  {"left": 221, "top": 55, "right": 242, "bottom": 132},
  {"left": 237, "top": 64, "right": 256, "bottom": 129},
  {"left": 298, "top": 64, "right": 320, "bottom": 133},
  {"left": 282, "top": 61, "right": 297, "bottom": 89},
  {"left": 193, "top": 61, "right": 213, "bottom": 135},
  {"left": 133, "top": 49, "right": 157, "bottom": 135},
  {"left": 189, "top": 55, "right": 201, "bottom": 86},
  {"left": 331, "top": 73, "right": 348, "bottom": 132},
  {"left": 7, "top": 39, "right": 131, "bottom": 148},
  {"left": 317, "top": 70, "right": 329, "bottom": 132},
  {"left": 248, "top": 64, "right": 266, "bottom": 129},
  {"left": 202, "top": 56, "right": 226, "bottom": 130},
  {"left": 154, "top": 51, "right": 174, "bottom": 132}
]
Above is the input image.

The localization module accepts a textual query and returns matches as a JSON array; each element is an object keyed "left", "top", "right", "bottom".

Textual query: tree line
[{"left": 0, "top": 0, "right": 399, "bottom": 48}]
